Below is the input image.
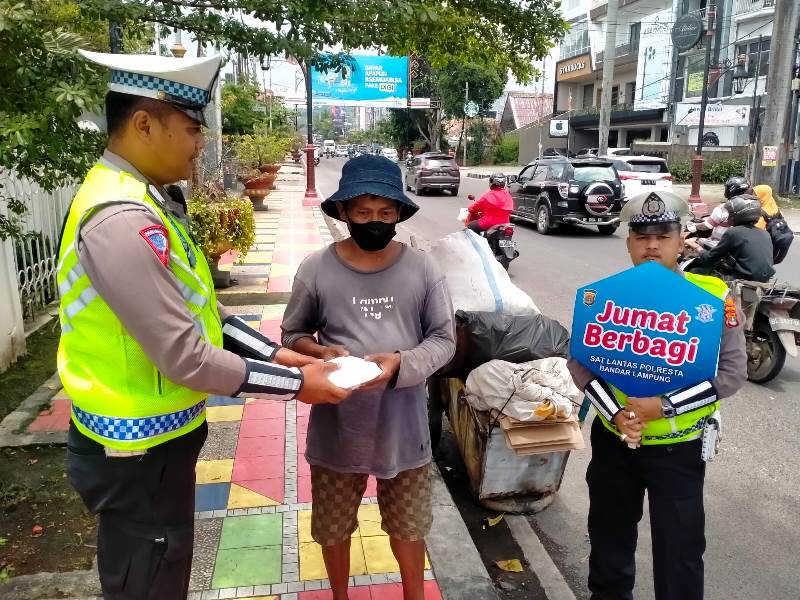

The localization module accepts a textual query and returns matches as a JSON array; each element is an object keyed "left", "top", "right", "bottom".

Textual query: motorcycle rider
[
  {"left": 690, "top": 194, "right": 775, "bottom": 282},
  {"left": 685, "top": 176, "right": 750, "bottom": 251},
  {"left": 465, "top": 173, "right": 514, "bottom": 233}
]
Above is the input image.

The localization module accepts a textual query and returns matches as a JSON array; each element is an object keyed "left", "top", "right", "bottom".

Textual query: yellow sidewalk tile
[
  {"left": 360, "top": 536, "right": 432, "bottom": 574},
  {"left": 261, "top": 304, "right": 287, "bottom": 321},
  {"left": 299, "top": 539, "right": 367, "bottom": 581},
  {"left": 227, "top": 483, "right": 280, "bottom": 509},
  {"left": 268, "top": 263, "right": 297, "bottom": 278},
  {"left": 196, "top": 459, "right": 234, "bottom": 484},
  {"left": 206, "top": 405, "right": 244, "bottom": 422},
  {"left": 356, "top": 505, "right": 384, "bottom": 537},
  {"left": 240, "top": 251, "right": 273, "bottom": 264}
]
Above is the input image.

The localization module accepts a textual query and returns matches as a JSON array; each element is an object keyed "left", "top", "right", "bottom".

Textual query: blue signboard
[
  {"left": 312, "top": 55, "right": 408, "bottom": 108},
  {"left": 570, "top": 262, "right": 723, "bottom": 397}
]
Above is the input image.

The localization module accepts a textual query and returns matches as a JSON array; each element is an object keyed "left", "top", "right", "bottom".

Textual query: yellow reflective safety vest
[
  {"left": 56, "top": 162, "right": 223, "bottom": 450},
  {"left": 597, "top": 272, "right": 729, "bottom": 445}
]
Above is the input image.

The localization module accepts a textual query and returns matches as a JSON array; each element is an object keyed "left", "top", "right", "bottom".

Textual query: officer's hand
[
  {"left": 296, "top": 363, "right": 351, "bottom": 405},
  {"left": 626, "top": 396, "right": 663, "bottom": 422},
  {"left": 275, "top": 348, "right": 321, "bottom": 368},
  {"left": 319, "top": 345, "right": 350, "bottom": 361},
  {"left": 361, "top": 352, "right": 401, "bottom": 390},
  {"left": 613, "top": 410, "right": 644, "bottom": 445}
]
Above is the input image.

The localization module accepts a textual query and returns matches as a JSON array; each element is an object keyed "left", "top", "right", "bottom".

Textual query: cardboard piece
[{"left": 494, "top": 412, "right": 585, "bottom": 456}]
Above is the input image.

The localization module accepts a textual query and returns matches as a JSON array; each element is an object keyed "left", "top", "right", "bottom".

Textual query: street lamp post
[
  {"left": 301, "top": 61, "right": 320, "bottom": 205},
  {"left": 687, "top": 6, "right": 716, "bottom": 216}
]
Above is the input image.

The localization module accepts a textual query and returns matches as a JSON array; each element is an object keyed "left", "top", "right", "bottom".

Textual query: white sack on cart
[
  {"left": 430, "top": 230, "right": 539, "bottom": 316},
  {"left": 464, "top": 358, "right": 581, "bottom": 421}
]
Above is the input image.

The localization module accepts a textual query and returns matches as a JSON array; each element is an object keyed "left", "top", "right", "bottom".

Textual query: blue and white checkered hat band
[
  {"left": 72, "top": 400, "right": 206, "bottom": 442},
  {"left": 629, "top": 210, "right": 680, "bottom": 224},
  {"left": 110, "top": 70, "right": 208, "bottom": 107}
]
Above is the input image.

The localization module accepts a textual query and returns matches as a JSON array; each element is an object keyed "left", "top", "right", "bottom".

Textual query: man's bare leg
[
  {"left": 322, "top": 538, "right": 351, "bottom": 600},
  {"left": 389, "top": 537, "right": 425, "bottom": 600}
]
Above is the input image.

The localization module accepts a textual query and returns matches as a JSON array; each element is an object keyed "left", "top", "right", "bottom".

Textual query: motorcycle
[
  {"left": 733, "top": 279, "right": 800, "bottom": 383},
  {"left": 464, "top": 195, "right": 519, "bottom": 271},
  {"left": 681, "top": 252, "right": 800, "bottom": 384}
]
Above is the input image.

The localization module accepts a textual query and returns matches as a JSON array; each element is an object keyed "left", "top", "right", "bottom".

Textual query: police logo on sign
[{"left": 583, "top": 289, "right": 597, "bottom": 306}]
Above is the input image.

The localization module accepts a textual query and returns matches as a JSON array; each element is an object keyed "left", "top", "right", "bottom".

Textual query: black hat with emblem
[{"left": 620, "top": 191, "right": 691, "bottom": 234}]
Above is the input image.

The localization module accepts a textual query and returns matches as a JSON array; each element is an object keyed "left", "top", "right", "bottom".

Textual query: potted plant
[
  {"left": 233, "top": 130, "right": 291, "bottom": 202},
  {"left": 187, "top": 186, "right": 256, "bottom": 288}
]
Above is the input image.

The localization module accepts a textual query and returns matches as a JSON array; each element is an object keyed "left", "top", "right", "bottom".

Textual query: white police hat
[
  {"left": 621, "top": 191, "right": 690, "bottom": 234},
  {"left": 79, "top": 50, "right": 222, "bottom": 125}
]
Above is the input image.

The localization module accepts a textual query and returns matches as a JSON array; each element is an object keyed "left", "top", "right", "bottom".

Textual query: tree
[
  {"left": 0, "top": 0, "right": 153, "bottom": 240},
  {"left": 81, "top": 1, "right": 567, "bottom": 84},
  {"left": 221, "top": 82, "right": 262, "bottom": 135},
  {"left": 313, "top": 109, "right": 336, "bottom": 141}
]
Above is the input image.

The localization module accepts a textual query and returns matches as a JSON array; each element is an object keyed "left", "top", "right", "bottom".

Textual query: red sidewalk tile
[
  {"left": 235, "top": 433, "right": 285, "bottom": 455},
  {"left": 243, "top": 403, "right": 286, "bottom": 420},
  {"left": 234, "top": 478, "right": 284, "bottom": 503},
  {"left": 233, "top": 455, "right": 286, "bottom": 480},
  {"left": 239, "top": 419, "right": 286, "bottom": 439},
  {"left": 300, "top": 587, "right": 371, "bottom": 600},
  {"left": 266, "top": 275, "right": 293, "bottom": 293}
]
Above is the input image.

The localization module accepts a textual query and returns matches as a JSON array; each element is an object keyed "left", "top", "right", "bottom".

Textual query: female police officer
[
  {"left": 59, "top": 50, "right": 350, "bottom": 599},
  {"left": 568, "top": 191, "right": 747, "bottom": 600}
]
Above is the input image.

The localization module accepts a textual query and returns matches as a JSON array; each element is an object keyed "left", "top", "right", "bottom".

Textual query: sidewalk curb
[
  {"left": 506, "top": 516, "right": 576, "bottom": 600},
  {"left": 0, "top": 564, "right": 100, "bottom": 600},
  {"left": 0, "top": 371, "right": 65, "bottom": 447},
  {"left": 426, "top": 466, "right": 499, "bottom": 600}
]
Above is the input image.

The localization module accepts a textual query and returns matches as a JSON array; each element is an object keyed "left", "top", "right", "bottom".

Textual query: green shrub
[
  {"left": 494, "top": 134, "right": 519, "bottom": 164},
  {"left": 188, "top": 187, "right": 255, "bottom": 264},
  {"left": 667, "top": 159, "right": 746, "bottom": 185}
]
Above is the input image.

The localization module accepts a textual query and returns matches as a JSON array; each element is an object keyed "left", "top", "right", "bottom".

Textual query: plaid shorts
[{"left": 310, "top": 463, "right": 433, "bottom": 546}]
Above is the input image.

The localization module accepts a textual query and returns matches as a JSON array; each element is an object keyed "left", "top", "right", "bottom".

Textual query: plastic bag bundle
[{"left": 430, "top": 230, "right": 539, "bottom": 316}]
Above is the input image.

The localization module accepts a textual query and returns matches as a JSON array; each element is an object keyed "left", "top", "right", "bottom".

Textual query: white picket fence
[{"left": 0, "top": 173, "right": 76, "bottom": 370}]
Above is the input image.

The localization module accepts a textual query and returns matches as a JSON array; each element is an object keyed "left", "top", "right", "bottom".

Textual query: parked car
[
  {"left": 575, "top": 147, "right": 630, "bottom": 158},
  {"left": 508, "top": 157, "right": 624, "bottom": 235},
  {"left": 381, "top": 148, "right": 399, "bottom": 161},
  {"left": 405, "top": 153, "right": 461, "bottom": 196},
  {"left": 620, "top": 155, "right": 673, "bottom": 196}
]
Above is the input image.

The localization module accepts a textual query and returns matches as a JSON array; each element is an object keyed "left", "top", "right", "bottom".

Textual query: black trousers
[
  {"left": 67, "top": 421, "right": 208, "bottom": 600},
  {"left": 466, "top": 220, "right": 483, "bottom": 233},
  {"left": 586, "top": 419, "right": 706, "bottom": 600}
]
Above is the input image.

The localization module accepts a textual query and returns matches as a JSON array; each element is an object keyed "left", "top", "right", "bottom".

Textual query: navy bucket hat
[{"left": 321, "top": 155, "right": 419, "bottom": 222}]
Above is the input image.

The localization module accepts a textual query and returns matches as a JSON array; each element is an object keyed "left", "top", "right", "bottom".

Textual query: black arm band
[
  {"left": 234, "top": 358, "right": 303, "bottom": 401},
  {"left": 664, "top": 380, "right": 717, "bottom": 415},
  {"left": 222, "top": 315, "right": 279, "bottom": 361},
  {"left": 584, "top": 377, "right": 624, "bottom": 422}
]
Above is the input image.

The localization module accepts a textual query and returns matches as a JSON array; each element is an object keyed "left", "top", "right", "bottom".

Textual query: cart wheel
[{"left": 427, "top": 379, "right": 444, "bottom": 452}]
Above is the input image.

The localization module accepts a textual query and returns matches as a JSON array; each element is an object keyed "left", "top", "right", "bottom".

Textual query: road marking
[{"left": 506, "top": 515, "right": 577, "bottom": 600}]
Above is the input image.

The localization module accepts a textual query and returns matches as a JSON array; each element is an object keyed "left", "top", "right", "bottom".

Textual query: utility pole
[
  {"left": 687, "top": 2, "right": 716, "bottom": 216},
  {"left": 755, "top": 0, "right": 800, "bottom": 190},
  {"left": 463, "top": 81, "right": 469, "bottom": 166},
  {"left": 746, "top": 35, "right": 764, "bottom": 183},
  {"left": 598, "top": 0, "right": 619, "bottom": 155},
  {"left": 301, "top": 60, "right": 320, "bottom": 206}
]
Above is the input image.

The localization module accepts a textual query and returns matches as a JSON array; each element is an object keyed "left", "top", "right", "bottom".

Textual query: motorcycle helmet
[
  {"left": 489, "top": 173, "right": 507, "bottom": 188},
  {"left": 725, "top": 194, "right": 762, "bottom": 226},
  {"left": 723, "top": 176, "right": 750, "bottom": 199}
]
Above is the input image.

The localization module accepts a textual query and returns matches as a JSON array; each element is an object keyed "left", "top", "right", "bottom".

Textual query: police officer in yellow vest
[
  {"left": 59, "top": 51, "right": 351, "bottom": 599},
  {"left": 568, "top": 191, "right": 747, "bottom": 600}
]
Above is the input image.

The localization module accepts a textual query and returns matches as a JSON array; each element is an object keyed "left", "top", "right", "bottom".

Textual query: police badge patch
[
  {"left": 642, "top": 193, "right": 666, "bottom": 217},
  {"left": 723, "top": 298, "right": 739, "bottom": 328},
  {"left": 139, "top": 225, "right": 170, "bottom": 267}
]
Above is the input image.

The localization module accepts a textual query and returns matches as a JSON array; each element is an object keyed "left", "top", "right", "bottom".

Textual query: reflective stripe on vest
[{"left": 596, "top": 272, "right": 729, "bottom": 445}]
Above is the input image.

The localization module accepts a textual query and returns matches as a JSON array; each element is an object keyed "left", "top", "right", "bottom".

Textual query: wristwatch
[{"left": 660, "top": 396, "right": 677, "bottom": 419}]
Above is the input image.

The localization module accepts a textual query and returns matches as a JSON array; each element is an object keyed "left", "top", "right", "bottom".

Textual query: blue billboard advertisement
[{"left": 311, "top": 55, "right": 408, "bottom": 108}]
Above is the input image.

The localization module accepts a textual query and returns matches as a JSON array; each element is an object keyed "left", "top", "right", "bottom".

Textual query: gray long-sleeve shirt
[{"left": 282, "top": 244, "right": 456, "bottom": 478}]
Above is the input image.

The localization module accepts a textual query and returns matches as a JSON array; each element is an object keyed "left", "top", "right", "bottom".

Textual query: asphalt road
[{"left": 315, "top": 157, "right": 800, "bottom": 599}]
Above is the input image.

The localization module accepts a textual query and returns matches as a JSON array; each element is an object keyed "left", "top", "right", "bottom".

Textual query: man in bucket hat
[{"left": 281, "top": 155, "right": 456, "bottom": 600}]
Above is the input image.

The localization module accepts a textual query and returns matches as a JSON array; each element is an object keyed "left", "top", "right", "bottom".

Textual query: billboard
[
  {"left": 634, "top": 9, "right": 673, "bottom": 111},
  {"left": 675, "top": 103, "right": 750, "bottom": 127},
  {"left": 312, "top": 55, "right": 408, "bottom": 108}
]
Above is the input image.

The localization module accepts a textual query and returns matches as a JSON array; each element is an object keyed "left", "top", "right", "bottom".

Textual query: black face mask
[{"left": 347, "top": 220, "right": 397, "bottom": 251}]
